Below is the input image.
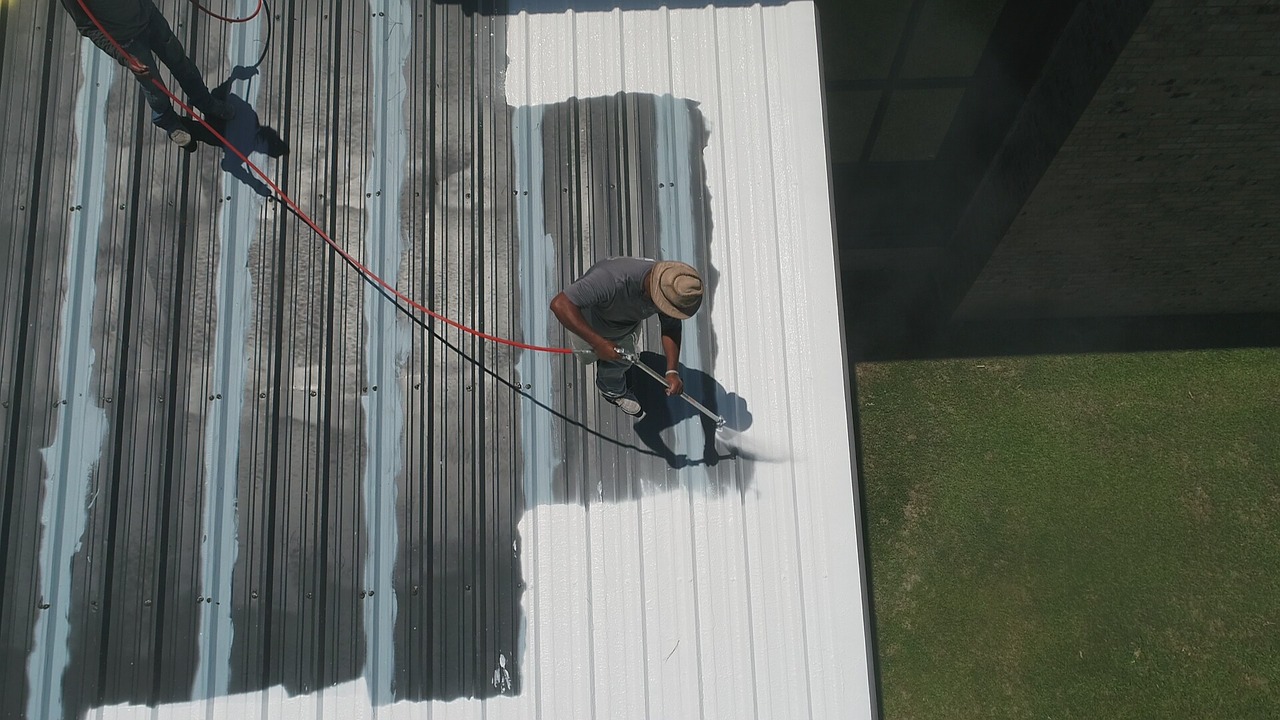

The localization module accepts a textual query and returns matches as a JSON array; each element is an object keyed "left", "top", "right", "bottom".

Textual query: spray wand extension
[{"left": 617, "top": 349, "right": 726, "bottom": 428}]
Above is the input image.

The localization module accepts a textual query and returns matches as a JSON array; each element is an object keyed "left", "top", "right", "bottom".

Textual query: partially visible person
[
  {"left": 550, "top": 258, "right": 704, "bottom": 418},
  {"left": 59, "top": 0, "right": 232, "bottom": 147}
]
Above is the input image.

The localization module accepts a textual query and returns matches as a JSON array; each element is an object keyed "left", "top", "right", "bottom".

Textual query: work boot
[
  {"left": 603, "top": 392, "right": 643, "bottom": 418},
  {"left": 167, "top": 126, "right": 194, "bottom": 148}
]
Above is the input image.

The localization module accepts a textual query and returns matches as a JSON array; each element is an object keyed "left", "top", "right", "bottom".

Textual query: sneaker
[
  {"left": 167, "top": 126, "right": 193, "bottom": 147},
  {"left": 603, "top": 392, "right": 643, "bottom": 418}
]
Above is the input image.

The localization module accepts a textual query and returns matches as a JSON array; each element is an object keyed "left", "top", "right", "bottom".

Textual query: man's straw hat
[{"left": 648, "top": 261, "right": 703, "bottom": 320}]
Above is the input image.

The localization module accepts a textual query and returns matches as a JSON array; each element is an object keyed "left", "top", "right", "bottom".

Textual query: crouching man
[{"left": 550, "top": 258, "right": 704, "bottom": 417}]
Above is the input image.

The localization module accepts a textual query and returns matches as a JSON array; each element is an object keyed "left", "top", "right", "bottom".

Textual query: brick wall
[{"left": 957, "top": 0, "right": 1280, "bottom": 319}]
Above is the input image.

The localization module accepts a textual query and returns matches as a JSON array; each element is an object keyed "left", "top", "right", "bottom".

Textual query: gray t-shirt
[
  {"left": 563, "top": 257, "right": 681, "bottom": 340},
  {"left": 60, "top": 0, "right": 152, "bottom": 45}
]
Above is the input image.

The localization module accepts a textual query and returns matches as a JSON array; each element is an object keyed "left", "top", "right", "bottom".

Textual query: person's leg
[
  {"left": 595, "top": 360, "right": 630, "bottom": 397},
  {"left": 129, "top": 42, "right": 186, "bottom": 131},
  {"left": 83, "top": 28, "right": 182, "bottom": 131},
  {"left": 595, "top": 330, "right": 639, "bottom": 398},
  {"left": 142, "top": 8, "right": 230, "bottom": 119}
]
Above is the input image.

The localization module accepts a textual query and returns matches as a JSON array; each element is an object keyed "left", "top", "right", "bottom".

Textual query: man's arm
[
  {"left": 659, "top": 317, "right": 684, "bottom": 396},
  {"left": 550, "top": 292, "right": 623, "bottom": 362}
]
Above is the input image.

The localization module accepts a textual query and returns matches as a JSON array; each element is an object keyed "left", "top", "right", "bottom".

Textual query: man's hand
[
  {"left": 664, "top": 371, "right": 684, "bottom": 396},
  {"left": 128, "top": 61, "right": 151, "bottom": 79},
  {"left": 592, "top": 341, "right": 623, "bottom": 363}
]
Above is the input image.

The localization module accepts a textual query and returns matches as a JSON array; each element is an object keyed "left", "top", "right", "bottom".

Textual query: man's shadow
[
  {"left": 627, "top": 350, "right": 752, "bottom": 470},
  {"left": 185, "top": 66, "right": 289, "bottom": 197}
]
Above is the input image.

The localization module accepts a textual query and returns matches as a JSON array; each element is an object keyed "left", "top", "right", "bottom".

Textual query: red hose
[{"left": 74, "top": 0, "right": 572, "bottom": 355}]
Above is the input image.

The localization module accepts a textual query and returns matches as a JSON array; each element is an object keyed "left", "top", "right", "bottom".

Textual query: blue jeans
[{"left": 85, "top": 9, "right": 217, "bottom": 131}]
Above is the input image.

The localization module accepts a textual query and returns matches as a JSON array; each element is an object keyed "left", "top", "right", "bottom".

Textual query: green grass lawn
[{"left": 856, "top": 349, "right": 1280, "bottom": 720}]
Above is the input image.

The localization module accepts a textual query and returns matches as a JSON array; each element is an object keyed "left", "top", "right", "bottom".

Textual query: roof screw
[
  {"left": 368, "top": 590, "right": 375, "bottom": 597},
  {"left": 105, "top": 397, "right": 112, "bottom": 403},
  {"left": 309, "top": 391, "right": 317, "bottom": 397},
  {"left": 251, "top": 591, "right": 259, "bottom": 599},
  {"left": 216, "top": 394, "right": 223, "bottom": 400},
  {"left": 39, "top": 603, "right": 51, "bottom": 610},
  {"left": 411, "top": 585, "right": 419, "bottom": 595},
  {"left": 359, "top": 591, "right": 367, "bottom": 598},
  {"left": 197, "top": 596, "right": 204, "bottom": 603},
  {"left": 259, "top": 392, "right": 266, "bottom": 398},
  {"left": 143, "top": 599, "right": 153, "bottom": 607},
  {"left": 372, "top": 385, "right": 378, "bottom": 392},
  {"left": 306, "top": 592, "right": 313, "bottom": 599}
]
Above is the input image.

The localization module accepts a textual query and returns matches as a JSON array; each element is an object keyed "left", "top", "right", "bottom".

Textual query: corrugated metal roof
[{"left": 0, "top": 1, "right": 874, "bottom": 718}]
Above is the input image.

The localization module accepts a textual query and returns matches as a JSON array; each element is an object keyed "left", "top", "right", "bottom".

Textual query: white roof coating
[
  {"left": 499, "top": 4, "right": 865, "bottom": 718},
  {"left": 506, "top": 4, "right": 876, "bottom": 719}
]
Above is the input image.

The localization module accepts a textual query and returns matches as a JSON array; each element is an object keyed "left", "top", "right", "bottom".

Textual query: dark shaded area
[
  {"left": 629, "top": 350, "right": 752, "bottom": 470},
  {"left": 832, "top": 0, "right": 1099, "bottom": 360},
  {"left": 825, "top": 0, "right": 1280, "bottom": 361},
  {"left": 186, "top": 66, "right": 290, "bottom": 196}
]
